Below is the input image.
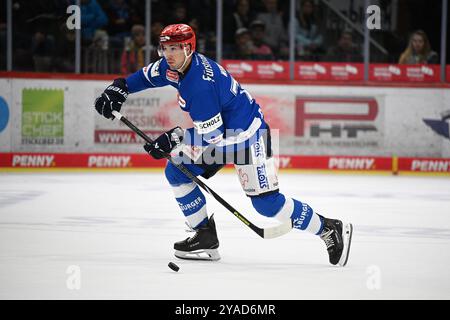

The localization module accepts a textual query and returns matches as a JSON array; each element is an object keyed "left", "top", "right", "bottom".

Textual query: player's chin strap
[
  {"left": 175, "top": 46, "right": 193, "bottom": 73},
  {"left": 111, "top": 110, "right": 293, "bottom": 239}
]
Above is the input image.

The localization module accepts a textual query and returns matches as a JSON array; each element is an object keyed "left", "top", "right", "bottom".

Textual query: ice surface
[{"left": 0, "top": 171, "right": 449, "bottom": 299}]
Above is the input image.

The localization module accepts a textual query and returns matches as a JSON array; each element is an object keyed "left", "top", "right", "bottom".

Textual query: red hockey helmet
[{"left": 159, "top": 24, "right": 196, "bottom": 53}]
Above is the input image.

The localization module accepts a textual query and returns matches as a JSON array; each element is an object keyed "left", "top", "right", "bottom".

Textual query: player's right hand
[
  {"left": 144, "top": 127, "right": 184, "bottom": 160},
  {"left": 94, "top": 78, "right": 129, "bottom": 119}
]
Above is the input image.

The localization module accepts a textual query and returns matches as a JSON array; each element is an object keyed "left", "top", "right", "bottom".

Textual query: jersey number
[{"left": 230, "top": 77, "right": 254, "bottom": 103}]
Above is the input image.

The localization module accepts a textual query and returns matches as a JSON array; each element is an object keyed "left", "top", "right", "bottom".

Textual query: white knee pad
[
  {"left": 235, "top": 157, "right": 279, "bottom": 196},
  {"left": 235, "top": 135, "right": 279, "bottom": 196}
]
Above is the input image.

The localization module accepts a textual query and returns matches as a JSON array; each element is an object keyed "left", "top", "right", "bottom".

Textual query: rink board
[
  {"left": 0, "top": 76, "right": 449, "bottom": 162},
  {"left": 1, "top": 152, "right": 449, "bottom": 175}
]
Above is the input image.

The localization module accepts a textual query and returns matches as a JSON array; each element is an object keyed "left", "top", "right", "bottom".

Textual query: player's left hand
[{"left": 144, "top": 127, "right": 184, "bottom": 159}]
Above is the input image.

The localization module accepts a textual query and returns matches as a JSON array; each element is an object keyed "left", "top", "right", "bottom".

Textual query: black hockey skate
[
  {"left": 319, "top": 217, "right": 353, "bottom": 266},
  {"left": 174, "top": 214, "right": 220, "bottom": 261}
]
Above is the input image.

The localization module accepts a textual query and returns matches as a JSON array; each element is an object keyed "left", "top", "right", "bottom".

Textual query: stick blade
[{"left": 263, "top": 220, "right": 293, "bottom": 239}]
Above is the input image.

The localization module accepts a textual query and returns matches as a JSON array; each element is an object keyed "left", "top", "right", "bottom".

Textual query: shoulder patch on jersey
[
  {"left": 150, "top": 59, "right": 161, "bottom": 77},
  {"left": 193, "top": 113, "right": 223, "bottom": 134},
  {"left": 142, "top": 59, "right": 161, "bottom": 85},
  {"left": 166, "top": 69, "right": 179, "bottom": 83}
]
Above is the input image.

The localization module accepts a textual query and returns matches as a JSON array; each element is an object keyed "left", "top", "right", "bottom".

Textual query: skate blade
[
  {"left": 338, "top": 223, "right": 353, "bottom": 267},
  {"left": 175, "top": 249, "right": 221, "bottom": 261}
]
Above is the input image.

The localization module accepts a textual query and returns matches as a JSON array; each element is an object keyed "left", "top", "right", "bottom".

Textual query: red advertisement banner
[
  {"left": 0, "top": 153, "right": 160, "bottom": 168},
  {"left": 221, "top": 60, "right": 289, "bottom": 80},
  {"left": 221, "top": 60, "right": 445, "bottom": 83},
  {"left": 279, "top": 155, "right": 391, "bottom": 171},
  {"left": 295, "top": 62, "right": 364, "bottom": 81},
  {"left": 369, "top": 64, "right": 440, "bottom": 82},
  {"left": 2, "top": 153, "right": 449, "bottom": 174},
  {"left": 398, "top": 157, "right": 450, "bottom": 173},
  {"left": 0, "top": 153, "right": 392, "bottom": 171}
]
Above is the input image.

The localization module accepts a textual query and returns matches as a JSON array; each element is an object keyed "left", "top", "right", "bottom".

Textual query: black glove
[
  {"left": 94, "top": 78, "right": 128, "bottom": 119},
  {"left": 144, "top": 127, "right": 184, "bottom": 160}
]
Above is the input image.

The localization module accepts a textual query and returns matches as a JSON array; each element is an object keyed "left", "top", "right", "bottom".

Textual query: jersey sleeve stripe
[{"left": 215, "top": 117, "right": 262, "bottom": 147}]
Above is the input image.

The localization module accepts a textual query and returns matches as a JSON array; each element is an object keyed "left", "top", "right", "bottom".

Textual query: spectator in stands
[
  {"left": 150, "top": 21, "right": 164, "bottom": 62},
  {"left": 224, "top": 0, "right": 254, "bottom": 45},
  {"left": 80, "top": 0, "right": 108, "bottom": 44},
  {"left": 326, "top": 30, "right": 363, "bottom": 62},
  {"left": 83, "top": 28, "right": 110, "bottom": 73},
  {"left": 171, "top": 2, "right": 188, "bottom": 24},
  {"left": 0, "top": 5, "right": 6, "bottom": 70},
  {"left": 128, "top": 0, "right": 145, "bottom": 26},
  {"left": 54, "top": 22, "right": 76, "bottom": 73},
  {"left": 256, "top": 0, "right": 288, "bottom": 58},
  {"left": 121, "top": 24, "right": 145, "bottom": 74},
  {"left": 91, "top": 29, "right": 109, "bottom": 51},
  {"left": 234, "top": 28, "right": 254, "bottom": 60},
  {"left": 294, "top": 0, "right": 324, "bottom": 60},
  {"left": 105, "top": 0, "right": 132, "bottom": 48},
  {"left": 249, "top": 20, "right": 274, "bottom": 60},
  {"left": 186, "top": 0, "right": 216, "bottom": 33},
  {"left": 9, "top": 1, "right": 71, "bottom": 71},
  {"left": 189, "top": 18, "right": 215, "bottom": 56},
  {"left": 398, "top": 30, "right": 439, "bottom": 65},
  {"left": 31, "top": 28, "right": 55, "bottom": 72}
]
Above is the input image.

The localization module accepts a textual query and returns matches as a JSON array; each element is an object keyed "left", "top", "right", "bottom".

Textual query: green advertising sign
[{"left": 22, "top": 88, "right": 64, "bottom": 145}]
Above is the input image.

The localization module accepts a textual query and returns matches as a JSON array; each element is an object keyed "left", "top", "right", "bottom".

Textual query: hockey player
[{"left": 94, "top": 24, "right": 353, "bottom": 266}]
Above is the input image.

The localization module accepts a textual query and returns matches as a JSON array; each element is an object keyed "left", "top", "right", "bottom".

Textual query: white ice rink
[{"left": 0, "top": 170, "right": 449, "bottom": 300}]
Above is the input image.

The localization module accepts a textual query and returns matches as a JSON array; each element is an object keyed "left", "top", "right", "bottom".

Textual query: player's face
[{"left": 161, "top": 44, "right": 186, "bottom": 70}]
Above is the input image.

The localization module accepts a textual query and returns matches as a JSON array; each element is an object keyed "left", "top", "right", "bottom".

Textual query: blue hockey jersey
[{"left": 125, "top": 53, "right": 267, "bottom": 149}]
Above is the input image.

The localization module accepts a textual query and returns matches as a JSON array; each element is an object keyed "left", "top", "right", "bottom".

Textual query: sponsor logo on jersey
[
  {"left": 238, "top": 168, "right": 249, "bottom": 188},
  {"left": 199, "top": 54, "right": 214, "bottom": 81},
  {"left": 253, "top": 141, "right": 264, "bottom": 158},
  {"left": 193, "top": 113, "right": 223, "bottom": 134},
  {"left": 166, "top": 69, "right": 179, "bottom": 83},
  {"left": 177, "top": 196, "right": 204, "bottom": 212},
  {"left": 293, "top": 203, "right": 309, "bottom": 229},
  {"left": 256, "top": 164, "right": 269, "bottom": 189},
  {"left": 12, "top": 155, "right": 55, "bottom": 167}
]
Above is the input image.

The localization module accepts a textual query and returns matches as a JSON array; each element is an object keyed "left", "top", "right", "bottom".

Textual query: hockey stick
[{"left": 112, "top": 111, "right": 293, "bottom": 239}]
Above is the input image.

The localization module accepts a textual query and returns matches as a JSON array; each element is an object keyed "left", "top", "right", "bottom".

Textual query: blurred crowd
[{"left": 0, "top": 0, "right": 440, "bottom": 74}]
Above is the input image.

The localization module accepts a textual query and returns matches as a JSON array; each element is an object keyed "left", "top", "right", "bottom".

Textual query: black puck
[{"left": 168, "top": 262, "right": 180, "bottom": 272}]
